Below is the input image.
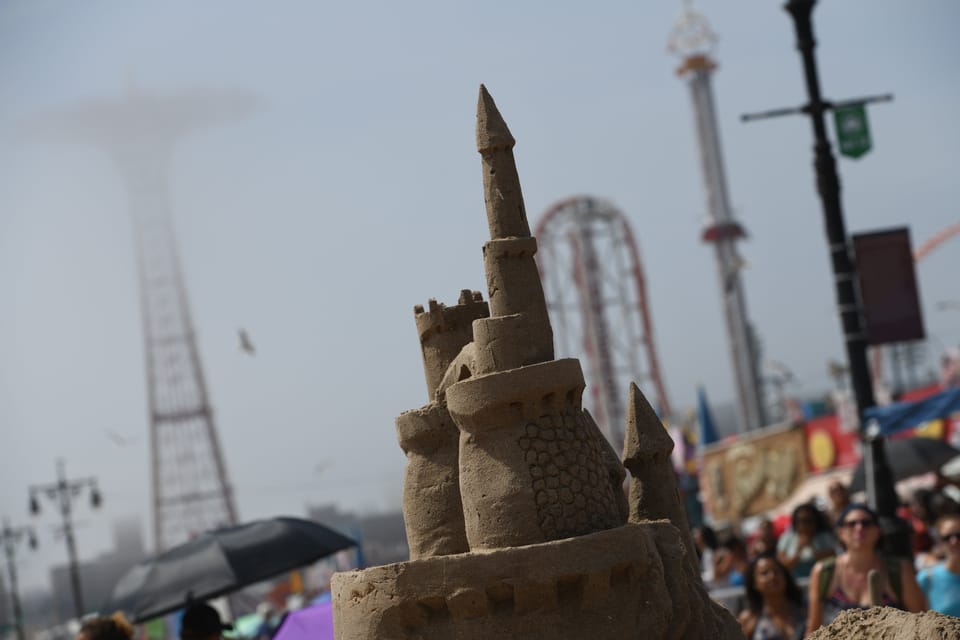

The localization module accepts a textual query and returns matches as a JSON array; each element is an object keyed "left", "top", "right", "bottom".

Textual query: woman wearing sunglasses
[
  {"left": 917, "top": 514, "right": 960, "bottom": 617},
  {"left": 805, "top": 503, "right": 926, "bottom": 636}
]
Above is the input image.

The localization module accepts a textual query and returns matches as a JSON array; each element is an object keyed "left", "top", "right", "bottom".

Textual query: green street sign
[{"left": 834, "top": 103, "right": 872, "bottom": 159}]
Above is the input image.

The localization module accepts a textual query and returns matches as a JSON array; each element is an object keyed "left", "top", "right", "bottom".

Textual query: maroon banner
[{"left": 853, "top": 227, "right": 925, "bottom": 345}]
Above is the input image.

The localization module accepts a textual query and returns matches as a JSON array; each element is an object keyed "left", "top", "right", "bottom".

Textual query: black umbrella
[
  {"left": 848, "top": 437, "right": 960, "bottom": 493},
  {"left": 104, "top": 517, "right": 356, "bottom": 622}
]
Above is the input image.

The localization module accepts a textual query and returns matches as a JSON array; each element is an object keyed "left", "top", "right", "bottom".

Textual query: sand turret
[
  {"left": 396, "top": 290, "right": 488, "bottom": 559},
  {"left": 413, "top": 290, "right": 488, "bottom": 400},
  {"left": 395, "top": 401, "right": 469, "bottom": 559},
  {"left": 622, "top": 382, "right": 699, "bottom": 577}
]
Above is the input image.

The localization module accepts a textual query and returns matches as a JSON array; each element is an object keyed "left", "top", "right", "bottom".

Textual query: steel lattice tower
[
  {"left": 669, "top": 7, "right": 766, "bottom": 432},
  {"left": 27, "top": 87, "right": 256, "bottom": 550},
  {"left": 536, "top": 196, "right": 671, "bottom": 447}
]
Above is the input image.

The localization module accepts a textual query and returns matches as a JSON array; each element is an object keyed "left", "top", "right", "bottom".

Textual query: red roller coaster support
[{"left": 535, "top": 196, "right": 671, "bottom": 445}]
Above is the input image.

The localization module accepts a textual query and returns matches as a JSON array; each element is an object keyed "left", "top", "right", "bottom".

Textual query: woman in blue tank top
[{"left": 918, "top": 513, "right": 960, "bottom": 617}]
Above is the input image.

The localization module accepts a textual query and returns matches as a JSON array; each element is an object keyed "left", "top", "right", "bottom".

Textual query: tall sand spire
[
  {"left": 476, "top": 84, "right": 528, "bottom": 239},
  {"left": 475, "top": 85, "right": 553, "bottom": 362},
  {"left": 476, "top": 84, "right": 516, "bottom": 153}
]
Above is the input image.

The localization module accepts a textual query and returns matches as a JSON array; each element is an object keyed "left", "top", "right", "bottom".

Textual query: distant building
[
  {"left": 19, "top": 588, "right": 61, "bottom": 640},
  {"left": 48, "top": 519, "right": 146, "bottom": 622},
  {"left": 305, "top": 504, "right": 408, "bottom": 568}
]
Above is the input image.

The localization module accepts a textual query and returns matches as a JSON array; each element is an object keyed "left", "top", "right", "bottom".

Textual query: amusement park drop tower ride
[{"left": 670, "top": 9, "right": 766, "bottom": 432}]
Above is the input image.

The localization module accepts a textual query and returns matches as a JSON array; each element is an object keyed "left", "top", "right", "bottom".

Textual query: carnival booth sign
[{"left": 700, "top": 424, "right": 807, "bottom": 521}]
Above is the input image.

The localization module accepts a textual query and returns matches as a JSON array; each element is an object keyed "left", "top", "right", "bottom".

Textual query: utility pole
[
  {"left": 28, "top": 460, "right": 101, "bottom": 620},
  {"left": 1, "top": 519, "right": 37, "bottom": 640},
  {"left": 742, "top": 0, "right": 909, "bottom": 556}
]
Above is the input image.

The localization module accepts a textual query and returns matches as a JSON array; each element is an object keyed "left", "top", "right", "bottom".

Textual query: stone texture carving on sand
[{"left": 334, "top": 85, "right": 742, "bottom": 639}]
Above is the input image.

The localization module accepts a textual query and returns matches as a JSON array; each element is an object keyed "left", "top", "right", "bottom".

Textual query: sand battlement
[
  {"left": 413, "top": 290, "right": 487, "bottom": 340},
  {"left": 412, "top": 290, "right": 489, "bottom": 400},
  {"left": 332, "top": 522, "right": 741, "bottom": 640}
]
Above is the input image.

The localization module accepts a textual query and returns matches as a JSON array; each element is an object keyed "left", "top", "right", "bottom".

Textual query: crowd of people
[
  {"left": 68, "top": 480, "right": 960, "bottom": 640},
  {"left": 695, "top": 480, "right": 960, "bottom": 638},
  {"left": 75, "top": 604, "right": 235, "bottom": 640}
]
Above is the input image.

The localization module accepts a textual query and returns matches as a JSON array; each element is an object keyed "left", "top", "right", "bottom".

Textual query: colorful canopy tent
[{"left": 863, "top": 387, "right": 960, "bottom": 437}]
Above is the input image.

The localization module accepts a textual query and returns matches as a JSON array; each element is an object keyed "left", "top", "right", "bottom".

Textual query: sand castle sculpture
[{"left": 331, "top": 86, "right": 743, "bottom": 639}]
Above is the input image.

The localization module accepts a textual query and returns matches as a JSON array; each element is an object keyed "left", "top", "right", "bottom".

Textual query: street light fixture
[
  {"left": 2, "top": 518, "right": 38, "bottom": 640},
  {"left": 27, "top": 459, "right": 101, "bottom": 621}
]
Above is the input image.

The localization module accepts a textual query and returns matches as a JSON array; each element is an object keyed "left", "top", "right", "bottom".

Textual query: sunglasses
[
  {"left": 943, "top": 532, "right": 960, "bottom": 543},
  {"left": 841, "top": 518, "right": 876, "bottom": 529}
]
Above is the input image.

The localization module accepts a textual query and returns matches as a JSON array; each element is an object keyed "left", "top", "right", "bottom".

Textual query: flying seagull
[
  {"left": 105, "top": 429, "right": 137, "bottom": 447},
  {"left": 239, "top": 328, "right": 256, "bottom": 355}
]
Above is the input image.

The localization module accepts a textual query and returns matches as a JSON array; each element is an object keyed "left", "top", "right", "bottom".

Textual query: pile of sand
[{"left": 809, "top": 607, "right": 960, "bottom": 639}]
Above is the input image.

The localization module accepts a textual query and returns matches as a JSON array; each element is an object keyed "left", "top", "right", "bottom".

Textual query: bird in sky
[
  {"left": 105, "top": 429, "right": 137, "bottom": 447},
  {"left": 239, "top": 328, "right": 256, "bottom": 355},
  {"left": 314, "top": 460, "right": 334, "bottom": 476}
]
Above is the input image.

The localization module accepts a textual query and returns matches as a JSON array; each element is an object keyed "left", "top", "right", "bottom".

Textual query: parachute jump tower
[{"left": 26, "top": 87, "right": 256, "bottom": 550}]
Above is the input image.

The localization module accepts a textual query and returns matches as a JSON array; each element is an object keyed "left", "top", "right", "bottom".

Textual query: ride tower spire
[{"left": 669, "top": 7, "right": 766, "bottom": 432}]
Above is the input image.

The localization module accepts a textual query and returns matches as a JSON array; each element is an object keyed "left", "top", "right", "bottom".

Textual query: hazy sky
[{"left": 1, "top": 1, "right": 958, "bottom": 591}]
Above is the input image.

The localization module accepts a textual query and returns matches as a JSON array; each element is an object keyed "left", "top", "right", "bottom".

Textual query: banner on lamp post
[{"left": 834, "top": 103, "right": 872, "bottom": 159}]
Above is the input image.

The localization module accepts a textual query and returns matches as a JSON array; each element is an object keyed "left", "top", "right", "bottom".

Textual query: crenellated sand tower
[{"left": 331, "top": 86, "right": 743, "bottom": 640}]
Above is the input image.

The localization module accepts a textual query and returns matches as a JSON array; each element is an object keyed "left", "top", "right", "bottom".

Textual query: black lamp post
[
  {"left": 743, "top": 0, "right": 909, "bottom": 557},
  {"left": 781, "top": 0, "right": 908, "bottom": 557}
]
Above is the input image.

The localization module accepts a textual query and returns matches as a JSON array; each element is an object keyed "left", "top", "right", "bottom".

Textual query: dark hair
[
  {"left": 79, "top": 615, "right": 134, "bottom": 640},
  {"left": 911, "top": 489, "right": 936, "bottom": 523},
  {"left": 697, "top": 525, "right": 718, "bottom": 551},
  {"left": 930, "top": 492, "right": 960, "bottom": 520},
  {"left": 720, "top": 534, "right": 747, "bottom": 557},
  {"left": 743, "top": 554, "right": 805, "bottom": 615},
  {"left": 834, "top": 503, "right": 883, "bottom": 551},
  {"left": 181, "top": 603, "right": 232, "bottom": 640},
  {"left": 792, "top": 502, "right": 830, "bottom": 533},
  {"left": 834, "top": 502, "right": 879, "bottom": 530}
]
